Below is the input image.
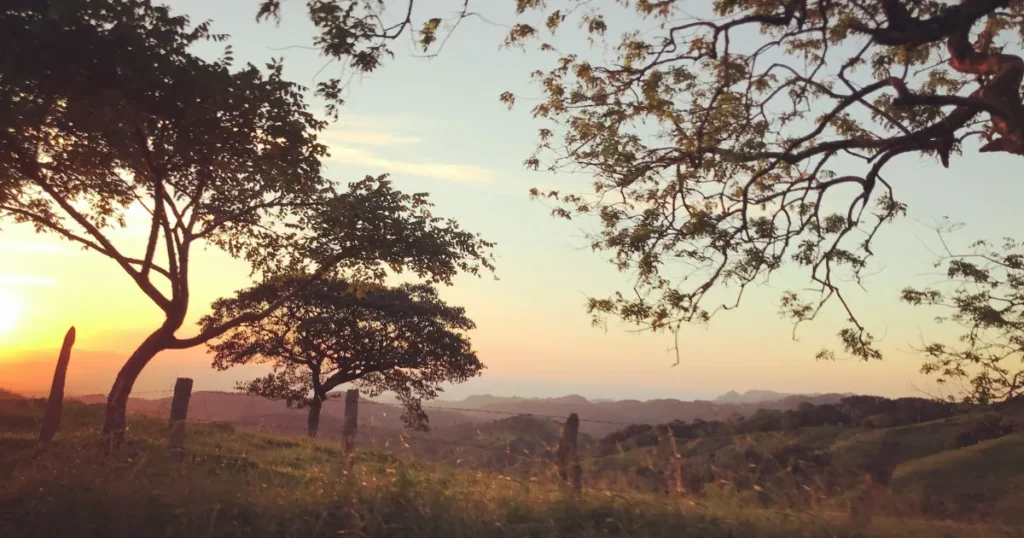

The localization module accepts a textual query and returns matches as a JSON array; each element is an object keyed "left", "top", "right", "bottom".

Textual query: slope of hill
[
  {"left": 587, "top": 406, "right": 1024, "bottom": 525},
  {"left": 73, "top": 391, "right": 479, "bottom": 437},
  {"left": 435, "top": 393, "right": 852, "bottom": 435},
  {"left": 714, "top": 389, "right": 793, "bottom": 404},
  {"left": 61, "top": 390, "right": 857, "bottom": 438},
  {"left": 2, "top": 394, "right": 1019, "bottom": 538}
]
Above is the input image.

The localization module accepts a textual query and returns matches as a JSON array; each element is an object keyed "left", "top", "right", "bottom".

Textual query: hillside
[
  {"left": 586, "top": 403, "right": 1024, "bottom": 525},
  {"left": 64, "top": 390, "right": 854, "bottom": 437},
  {"left": 73, "top": 391, "right": 479, "bottom": 436},
  {"left": 2, "top": 393, "right": 1020, "bottom": 538},
  {"left": 432, "top": 392, "right": 852, "bottom": 435}
]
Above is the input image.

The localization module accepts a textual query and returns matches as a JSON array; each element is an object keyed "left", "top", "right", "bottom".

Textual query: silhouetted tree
[
  {"left": 250, "top": 1, "right": 477, "bottom": 118},
  {"left": 498, "top": 0, "right": 1024, "bottom": 361},
  {"left": 0, "top": 0, "right": 493, "bottom": 442},
  {"left": 902, "top": 232, "right": 1024, "bottom": 403},
  {"left": 203, "top": 277, "right": 483, "bottom": 436}
]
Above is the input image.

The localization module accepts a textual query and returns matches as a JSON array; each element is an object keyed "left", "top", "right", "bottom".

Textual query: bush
[
  {"left": 950, "top": 414, "right": 1014, "bottom": 449},
  {"left": 861, "top": 414, "right": 894, "bottom": 429}
]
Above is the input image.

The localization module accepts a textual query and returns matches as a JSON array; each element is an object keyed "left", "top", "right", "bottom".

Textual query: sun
[{"left": 0, "top": 288, "right": 24, "bottom": 338}]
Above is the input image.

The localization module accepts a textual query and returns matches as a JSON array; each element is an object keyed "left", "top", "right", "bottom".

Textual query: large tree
[
  {"left": 902, "top": 230, "right": 1024, "bottom": 403},
  {"left": 203, "top": 277, "right": 482, "bottom": 437},
  {"left": 495, "top": 0, "right": 1024, "bottom": 360},
  {"left": 226, "top": 1, "right": 1024, "bottom": 361},
  {"left": 0, "top": 0, "right": 493, "bottom": 440}
]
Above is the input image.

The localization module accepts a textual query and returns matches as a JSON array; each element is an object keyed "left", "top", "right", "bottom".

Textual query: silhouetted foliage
[
  {"left": 600, "top": 395, "right": 958, "bottom": 451},
  {"left": 501, "top": 0, "right": 1024, "bottom": 361},
  {"left": 0, "top": 0, "right": 493, "bottom": 438},
  {"left": 251, "top": 0, "right": 477, "bottom": 117},
  {"left": 203, "top": 276, "right": 483, "bottom": 434},
  {"left": 950, "top": 413, "right": 1015, "bottom": 448},
  {"left": 903, "top": 232, "right": 1024, "bottom": 403}
]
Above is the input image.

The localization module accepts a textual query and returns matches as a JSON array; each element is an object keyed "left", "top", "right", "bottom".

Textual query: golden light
[{"left": 0, "top": 287, "right": 24, "bottom": 338}]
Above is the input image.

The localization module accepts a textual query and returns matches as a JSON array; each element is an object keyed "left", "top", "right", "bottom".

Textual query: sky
[{"left": 2, "top": 0, "right": 1023, "bottom": 401}]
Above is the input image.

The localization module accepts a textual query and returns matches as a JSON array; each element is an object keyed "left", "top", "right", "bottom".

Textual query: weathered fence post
[
  {"left": 656, "top": 424, "right": 684, "bottom": 496},
  {"left": 39, "top": 327, "right": 76, "bottom": 444},
  {"left": 556, "top": 413, "right": 582, "bottom": 496},
  {"left": 341, "top": 388, "right": 359, "bottom": 471},
  {"left": 167, "top": 378, "right": 193, "bottom": 462}
]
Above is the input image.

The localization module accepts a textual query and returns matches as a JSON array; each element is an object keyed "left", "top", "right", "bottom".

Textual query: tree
[
  {"left": 0, "top": 0, "right": 493, "bottom": 441},
  {"left": 202, "top": 276, "right": 483, "bottom": 437},
  {"left": 902, "top": 231, "right": 1024, "bottom": 403},
  {"left": 251, "top": 0, "right": 478, "bottom": 117},
  {"left": 496, "top": 0, "right": 1024, "bottom": 360}
]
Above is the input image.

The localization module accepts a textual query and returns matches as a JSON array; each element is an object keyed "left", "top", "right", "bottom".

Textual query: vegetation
[
  {"left": 599, "top": 396, "right": 959, "bottom": 456},
  {"left": 588, "top": 400, "right": 1023, "bottom": 523},
  {"left": 2, "top": 393, "right": 1022, "bottom": 538},
  {"left": 0, "top": 0, "right": 492, "bottom": 440},
  {"left": 902, "top": 231, "right": 1024, "bottom": 403},
  {"left": 496, "top": 0, "right": 1024, "bottom": 361},
  {"left": 203, "top": 276, "right": 482, "bottom": 436}
]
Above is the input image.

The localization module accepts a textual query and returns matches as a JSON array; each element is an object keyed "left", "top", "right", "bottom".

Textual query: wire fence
[
  {"left": 126, "top": 380, "right": 654, "bottom": 492},
  {"left": 125, "top": 386, "right": 647, "bottom": 428},
  {"left": 70, "top": 380, "right": 888, "bottom": 513}
]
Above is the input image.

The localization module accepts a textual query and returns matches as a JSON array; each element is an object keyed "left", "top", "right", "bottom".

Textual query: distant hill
[
  {"left": 713, "top": 389, "right": 856, "bottom": 404},
  {"left": 714, "top": 389, "right": 792, "bottom": 404},
  {"left": 73, "top": 391, "right": 478, "bottom": 437},
  {"left": 65, "top": 390, "right": 854, "bottom": 437},
  {"left": 432, "top": 392, "right": 852, "bottom": 435}
]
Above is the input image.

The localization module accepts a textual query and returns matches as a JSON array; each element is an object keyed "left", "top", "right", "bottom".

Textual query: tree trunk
[
  {"left": 307, "top": 398, "right": 323, "bottom": 438},
  {"left": 39, "top": 326, "right": 76, "bottom": 444},
  {"left": 102, "top": 329, "right": 170, "bottom": 447}
]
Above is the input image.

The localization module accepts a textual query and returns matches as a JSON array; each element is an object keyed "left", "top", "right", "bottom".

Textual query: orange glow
[{"left": 0, "top": 287, "right": 23, "bottom": 341}]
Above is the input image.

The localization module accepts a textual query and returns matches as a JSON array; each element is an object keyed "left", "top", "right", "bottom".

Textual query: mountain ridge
[{"left": 66, "top": 389, "right": 856, "bottom": 436}]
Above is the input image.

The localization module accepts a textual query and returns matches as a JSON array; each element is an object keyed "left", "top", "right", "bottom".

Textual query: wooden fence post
[
  {"left": 656, "top": 424, "right": 683, "bottom": 496},
  {"left": 556, "top": 413, "right": 582, "bottom": 495},
  {"left": 341, "top": 388, "right": 359, "bottom": 471},
  {"left": 167, "top": 378, "right": 193, "bottom": 462},
  {"left": 39, "top": 327, "right": 76, "bottom": 444}
]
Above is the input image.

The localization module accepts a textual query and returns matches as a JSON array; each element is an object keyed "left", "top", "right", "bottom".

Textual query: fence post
[
  {"left": 656, "top": 424, "right": 683, "bottom": 496},
  {"left": 341, "top": 388, "right": 359, "bottom": 471},
  {"left": 167, "top": 378, "right": 193, "bottom": 462},
  {"left": 556, "top": 413, "right": 582, "bottom": 496},
  {"left": 39, "top": 326, "right": 76, "bottom": 445}
]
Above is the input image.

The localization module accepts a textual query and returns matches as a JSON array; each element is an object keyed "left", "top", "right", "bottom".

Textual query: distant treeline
[{"left": 599, "top": 396, "right": 959, "bottom": 454}]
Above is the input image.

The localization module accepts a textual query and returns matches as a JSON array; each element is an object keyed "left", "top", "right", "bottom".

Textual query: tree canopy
[
  {"left": 902, "top": 230, "right": 1024, "bottom": 403},
  {"left": 203, "top": 276, "right": 482, "bottom": 434},
  {"left": 495, "top": 0, "right": 1024, "bottom": 361},
  {"left": 251, "top": 0, "right": 1024, "bottom": 364},
  {"left": 0, "top": 0, "right": 493, "bottom": 437}
]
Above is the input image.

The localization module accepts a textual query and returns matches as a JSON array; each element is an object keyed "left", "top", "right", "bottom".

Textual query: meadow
[{"left": 2, "top": 390, "right": 1022, "bottom": 538}]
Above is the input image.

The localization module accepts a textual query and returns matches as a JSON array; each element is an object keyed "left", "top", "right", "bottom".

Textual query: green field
[{"left": 1, "top": 391, "right": 1022, "bottom": 538}]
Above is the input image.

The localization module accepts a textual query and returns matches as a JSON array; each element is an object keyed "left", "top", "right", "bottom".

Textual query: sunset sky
[{"left": 2, "top": 0, "right": 1023, "bottom": 401}]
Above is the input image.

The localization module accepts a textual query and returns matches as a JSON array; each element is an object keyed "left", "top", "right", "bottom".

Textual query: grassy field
[{"left": 1, "top": 392, "right": 1022, "bottom": 538}]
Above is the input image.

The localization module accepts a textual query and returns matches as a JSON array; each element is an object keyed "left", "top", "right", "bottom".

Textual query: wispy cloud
[
  {"left": 0, "top": 243, "right": 74, "bottom": 255},
  {"left": 321, "top": 130, "right": 422, "bottom": 147},
  {"left": 0, "top": 273, "right": 56, "bottom": 287},
  {"left": 334, "top": 113, "right": 423, "bottom": 131},
  {"left": 326, "top": 144, "right": 496, "bottom": 184}
]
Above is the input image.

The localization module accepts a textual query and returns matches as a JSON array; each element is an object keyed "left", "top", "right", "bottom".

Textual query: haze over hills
[
  {"left": 69, "top": 389, "right": 854, "bottom": 436},
  {"left": 712, "top": 389, "right": 855, "bottom": 404}
]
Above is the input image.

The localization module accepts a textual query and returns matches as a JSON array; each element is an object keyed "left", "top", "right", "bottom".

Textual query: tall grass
[{"left": 1, "top": 396, "right": 1020, "bottom": 538}]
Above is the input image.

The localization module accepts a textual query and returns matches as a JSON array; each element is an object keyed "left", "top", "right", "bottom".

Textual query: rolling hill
[
  {"left": 65, "top": 389, "right": 856, "bottom": 437},
  {"left": 1, "top": 391, "right": 1021, "bottom": 537}
]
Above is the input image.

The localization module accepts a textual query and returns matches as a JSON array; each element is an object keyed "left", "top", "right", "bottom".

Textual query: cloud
[
  {"left": 0, "top": 273, "right": 56, "bottom": 287},
  {"left": 0, "top": 243, "right": 74, "bottom": 255},
  {"left": 326, "top": 144, "right": 496, "bottom": 184},
  {"left": 321, "top": 130, "right": 422, "bottom": 147},
  {"left": 334, "top": 113, "right": 423, "bottom": 131}
]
